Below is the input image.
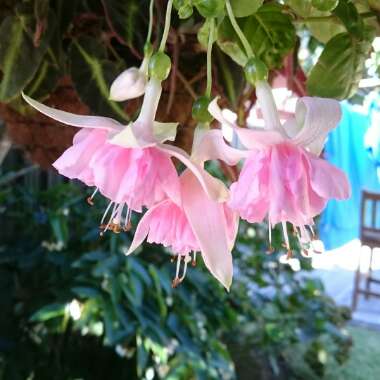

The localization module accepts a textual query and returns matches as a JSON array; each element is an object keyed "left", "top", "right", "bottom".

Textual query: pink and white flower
[
  {"left": 22, "top": 78, "right": 228, "bottom": 234},
  {"left": 209, "top": 80, "right": 351, "bottom": 254},
  {"left": 127, "top": 128, "right": 244, "bottom": 289}
]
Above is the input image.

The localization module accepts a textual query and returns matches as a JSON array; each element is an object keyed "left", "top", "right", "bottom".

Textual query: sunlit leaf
[{"left": 307, "top": 32, "right": 372, "bottom": 99}]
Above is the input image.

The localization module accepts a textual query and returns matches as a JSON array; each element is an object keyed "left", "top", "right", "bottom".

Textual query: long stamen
[
  {"left": 86, "top": 188, "right": 99, "bottom": 206},
  {"left": 179, "top": 255, "right": 191, "bottom": 282},
  {"left": 267, "top": 220, "right": 274, "bottom": 254},
  {"left": 191, "top": 251, "right": 197, "bottom": 267},
  {"left": 100, "top": 201, "right": 114, "bottom": 225},
  {"left": 112, "top": 203, "right": 124, "bottom": 233},
  {"left": 282, "top": 221, "right": 292, "bottom": 259},
  {"left": 172, "top": 255, "right": 182, "bottom": 288},
  {"left": 309, "top": 224, "right": 316, "bottom": 240},
  {"left": 101, "top": 203, "right": 119, "bottom": 235},
  {"left": 124, "top": 207, "right": 132, "bottom": 231}
]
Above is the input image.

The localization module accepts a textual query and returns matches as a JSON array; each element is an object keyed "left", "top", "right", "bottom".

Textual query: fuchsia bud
[{"left": 109, "top": 59, "right": 149, "bottom": 102}]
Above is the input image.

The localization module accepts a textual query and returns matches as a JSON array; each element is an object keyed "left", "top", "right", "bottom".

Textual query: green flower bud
[
  {"left": 194, "top": 0, "right": 225, "bottom": 18},
  {"left": 149, "top": 52, "right": 172, "bottom": 81},
  {"left": 311, "top": 0, "right": 339, "bottom": 12},
  {"left": 192, "top": 96, "right": 213, "bottom": 123},
  {"left": 244, "top": 57, "right": 268, "bottom": 86}
]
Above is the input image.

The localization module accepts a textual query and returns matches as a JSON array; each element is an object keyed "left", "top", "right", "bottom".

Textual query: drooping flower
[
  {"left": 22, "top": 78, "right": 227, "bottom": 234},
  {"left": 127, "top": 128, "right": 244, "bottom": 290},
  {"left": 209, "top": 81, "right": 351, "bottom": 254}
]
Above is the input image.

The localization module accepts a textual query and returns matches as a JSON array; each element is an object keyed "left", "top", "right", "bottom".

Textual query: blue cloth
[{"left": 319, "top": 102, "right": 380, "bottom": 250}]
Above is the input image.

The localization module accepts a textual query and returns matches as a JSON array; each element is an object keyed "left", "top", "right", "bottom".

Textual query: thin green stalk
[
  {"left": 146, "top": 0, "right": 154, "bottom": 43},
  {"left": 206, "top": 18, "right": 215, "bottom": 97},
  {"left": 159, "top": 0, "right": 174, "bottom": 52},
  {"left": 225, "top": 0, "right": 253, "bottom": 58}
]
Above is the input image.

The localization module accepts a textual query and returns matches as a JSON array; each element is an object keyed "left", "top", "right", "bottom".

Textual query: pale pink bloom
[
  {"left": 209, "top": 81, "right": 351, "bottom": 253},
  {"left": 128, "top": 170, "right": 238, "bottom": 290},
  {"left": 22, "top": 79, "right": 227, "bottom": 233},
  {"left": 127, "top": 128, "right": 244, "bottom": 290}
]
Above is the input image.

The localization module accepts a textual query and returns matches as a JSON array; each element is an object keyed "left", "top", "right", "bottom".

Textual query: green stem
[
  {"left": 159, "top": 0, "right": 174, "bottom": 52},
  {"left": 225, "top": 0, "right": 253, "bottom": 58},
  {"left": 146, "top": 0, "right": 154, "bottom": 43},
  {"left": 206, "top": 18, "right": 215, "bottom": 97}
]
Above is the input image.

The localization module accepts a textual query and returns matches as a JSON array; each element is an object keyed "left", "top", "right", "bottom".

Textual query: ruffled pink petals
[
  {"left": 127, "top": 170, "right": 236, "bottom": 290},
  {"left": 127, "top": 200, "right": 199, "bottom": 256},
  {"left": 53, "top": 128, "right": 108, "bottom": 186},
  {"left": 229, "top": 141, "right": 350, "bottom": 229},
  {"left": 89, "top": 145, "right": 180, "bottom": 212},
  {"left": 229, "top": 148, "right": 270, "bottom": 223}
]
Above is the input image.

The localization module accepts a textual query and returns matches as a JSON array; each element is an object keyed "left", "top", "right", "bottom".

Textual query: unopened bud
[{"left": 109, "top": 67, "right": 147, "bottom": 102}]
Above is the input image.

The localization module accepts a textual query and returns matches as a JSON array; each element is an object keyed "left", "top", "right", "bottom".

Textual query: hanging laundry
[{"left": 320, "top": 101, "right": 380, "bottom": 250}]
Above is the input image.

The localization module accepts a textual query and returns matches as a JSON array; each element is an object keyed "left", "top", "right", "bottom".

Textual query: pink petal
[
  {"left": 229, "top": 149, "right": 270, "bottom": 223},
  {"left": 255, "top": 80, "right": 283, "bottom": 132},
  {"left": 308, "top": 155, "right": 351, "bottom": 200},
  {"left": 208, "top": 97, "right": 284, "bottom": 149},
  {"left": 127, "top": 202, "right": 163, "bottom": 255},
  {"left": 53, "top": 128, "right": 107, "bottom": 185},
  {"left": 127, "top": 199, "right": 198, "bottom": 256},
  {"left": 90, "top": 146, "right": 180, "bottom": 212},
  {"left": 157, "top": 143, "right": 229, "bottom": 202},
  {"left": 192, "top": 129, "right": 248, "bottom": 165},
  {"left": 22, "top": 93, "right": 122, "bottom": 131},
  {"left": 181, "top": 171, "right": 233, "bottom": 290},
  {"left": 292, "top": 97, "right": 342, "bottom": 156}
]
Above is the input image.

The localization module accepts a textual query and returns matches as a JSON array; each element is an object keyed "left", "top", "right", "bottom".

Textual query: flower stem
[
  {"left": 225, "top": 0, "right": 253, "bottom": 58},
  {"left": 146, "top": 0, "right": 154, "bottom": 43},
  {"left": 206, "top": 18, "right": 215, "bottom": 98},
  {"left": 159, "top": 0, "right": 174, "bottom": 52}
]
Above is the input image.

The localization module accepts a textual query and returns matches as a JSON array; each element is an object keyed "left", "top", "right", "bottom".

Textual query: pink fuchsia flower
[
  {"left": 209, "top": 81, "right": 351, "bottom": 255},
  {"left": 127, "top": 128, "right": 244, "bottom": 290},
  {"left": 22, "top": 78, "right": 227, "bottom": 234}
]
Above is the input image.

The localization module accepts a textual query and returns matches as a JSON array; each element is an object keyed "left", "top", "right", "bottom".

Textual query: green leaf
[
  {"left": 285, "top": 0, "right": 313, "bottom": 16},
  {"left": 71, "top": 286, "right": 102, "bottom": 298},
  {"left": 307, "top": 33, "right": 371, "bottom": 99},
  {"left": 148, "top": 265, "right": 167, "bottom": 318},
  {"left": 69, "top": 37, "right": 128, "bottom": 121},
  {"left": 29, "top": 303, "right": 66, "bottom": 322},
  {"left": 197, "top": 19, "right": 217, "bottom": 49},
  {"left": 217, "top": 19, "right": 248, "bottom": 66},
  {"left": 307, "top": 18, "right": 345, "bottom": 43},
  {"left": 333, "top": 0, "right": 364, "bottom": 38},
  {"left": 230, "top": 0, "right": 263, "bottom": 17},
  {"left": 0, "top": 15, "right": 52, "bottom": 101},
  {"left": 243, "top": 4, "right": 297, "bottom": 68}
]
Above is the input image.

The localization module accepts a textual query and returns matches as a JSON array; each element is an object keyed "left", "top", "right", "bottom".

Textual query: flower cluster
[{"left": 22, "top": 0, "right": 350, "bottom": 290}]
